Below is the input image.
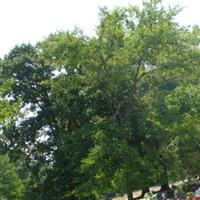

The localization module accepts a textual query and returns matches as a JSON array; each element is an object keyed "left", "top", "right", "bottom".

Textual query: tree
[
  {"left": 163, "top": 85, "right": 200, "bottom": 177},
  {"left": 0, "top": 154, "right": 24, "bottom": 199},
  {"left": 1, "top": 0, "right": 200, "bottom": 200},
  {"left": 76, "top": 0, "right": 197, "bottom": 198},
  {"left": 0, "top": 44, "right": 54, "bottom": 199}
]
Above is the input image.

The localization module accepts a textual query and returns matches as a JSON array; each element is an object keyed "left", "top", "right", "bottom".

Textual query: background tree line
[{"left": 1, "top": 0, "right": 200, "bottom": 199}]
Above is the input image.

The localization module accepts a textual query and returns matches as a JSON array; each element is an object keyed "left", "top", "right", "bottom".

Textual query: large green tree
[
  {"left": 1, "top": 1, "right": 200, "bottom": 200},
  {"left": 74, "top": 1, "right": 200, "bottom": 199}
]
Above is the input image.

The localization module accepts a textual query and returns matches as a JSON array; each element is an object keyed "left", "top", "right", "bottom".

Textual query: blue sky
[{"left": 0, "top": 0, "right": 199, "bottom": 58}]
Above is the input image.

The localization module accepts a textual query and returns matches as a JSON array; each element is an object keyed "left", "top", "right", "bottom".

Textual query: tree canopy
[{"left": 1, "top": 1, "right": 200, "bottom": 200}]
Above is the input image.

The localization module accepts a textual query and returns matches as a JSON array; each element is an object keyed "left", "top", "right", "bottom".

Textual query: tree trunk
[
  {"left": 159, "top": 161, "right": 170, "bottom": 192},
  {"left": 127, "top": 190, "right": 134, "bottom": 200},
  {"left": 160, "top": 182, "right": 170, "bottom": 191},
  {"left": 141, "top": 186, "right": 150, "bottom": 197}
]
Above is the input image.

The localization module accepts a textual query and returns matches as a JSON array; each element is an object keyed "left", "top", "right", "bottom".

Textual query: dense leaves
[
  {"left": 0, "top": 154, "right": 24, "bottom": 199},
  {"left": 1, "top": 1, "right": 200, "bottom": 200}
]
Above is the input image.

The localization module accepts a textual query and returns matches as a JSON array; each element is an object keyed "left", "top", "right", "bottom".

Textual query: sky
[{"left": 0, "top": 0, "right": 200, "bottom": 58}]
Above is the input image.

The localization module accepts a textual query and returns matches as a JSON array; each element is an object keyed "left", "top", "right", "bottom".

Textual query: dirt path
[
  {"left": 113, "top": 185, "right": 161, "bottom": 200},
  {"left": 113, "top": 181, "right": 182, "bottom": 200}
]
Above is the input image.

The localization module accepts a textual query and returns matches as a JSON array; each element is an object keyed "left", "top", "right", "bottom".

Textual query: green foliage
[
  {"left": 78, "top": 128, "right": 141, "bottom": 198},
  {"left": 1, "top": 0, "right": 200, "bottom": 200},
  {"left": 142, "top": 192, "right": 157, "bottom": 200},
  {"left": 0, "top": 154, "right": 24, "bottom": 199}
]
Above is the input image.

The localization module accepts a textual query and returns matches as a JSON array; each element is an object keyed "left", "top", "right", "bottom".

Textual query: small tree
[{"left": 0, "top": 154, "right": 24, "bottom": 199}]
